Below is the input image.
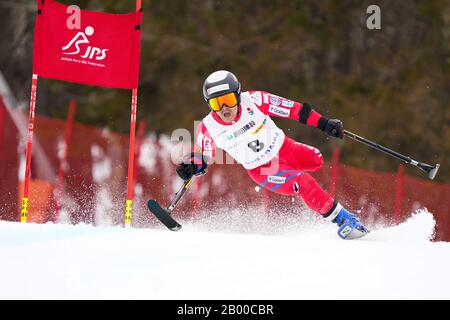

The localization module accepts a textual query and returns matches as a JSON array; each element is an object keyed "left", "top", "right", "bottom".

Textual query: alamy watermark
[
  {"left": 66, "top": 5, "right": 81, "bottom": 30},
  {"left": 366, "top": 5, "right": 381, "bottom": 30}
]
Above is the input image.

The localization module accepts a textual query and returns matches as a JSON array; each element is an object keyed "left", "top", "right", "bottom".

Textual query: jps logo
[{"left": 62, "top": 26, "right": 108, "bottom": 60}]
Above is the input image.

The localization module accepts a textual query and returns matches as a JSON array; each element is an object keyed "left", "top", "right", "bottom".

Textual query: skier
[{"left": 176, "top": 70, "right": 369, "bottom": 239}]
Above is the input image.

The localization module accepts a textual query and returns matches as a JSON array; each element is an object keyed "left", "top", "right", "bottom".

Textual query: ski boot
[{"left": 331, "top": 205, "right": 370, "bottom": 240}]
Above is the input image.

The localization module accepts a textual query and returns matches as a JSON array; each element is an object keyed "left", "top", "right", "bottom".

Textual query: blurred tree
[{"left": 0, "top": 0, "right": 448, "bottom": 181}]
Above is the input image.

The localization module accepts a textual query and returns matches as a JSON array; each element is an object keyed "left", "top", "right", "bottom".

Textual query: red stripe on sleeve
[{"left": 195, "top": 120, "right": 216, "bottom": 163}]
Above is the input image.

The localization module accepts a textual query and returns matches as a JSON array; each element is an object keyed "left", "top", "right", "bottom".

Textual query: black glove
[
  {"left": 318, "top": 117, "right": 344, "bottom": 139},
  {"left": 176, "top": 152, "right": 208, "bottom": 181}
]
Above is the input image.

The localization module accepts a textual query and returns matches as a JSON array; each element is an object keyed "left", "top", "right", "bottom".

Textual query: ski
[
  {"left": 147, "top": 178, "right": 194, "bottom": 231},
  {"left": 337, "top": 223, "right": 370, "bottom": 240},
  {"left": 147, "top": 199, "right": 182, "bottom": 231}
]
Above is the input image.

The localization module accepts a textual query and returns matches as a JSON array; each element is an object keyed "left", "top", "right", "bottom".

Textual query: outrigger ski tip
[
  {"left": 147, "top": 199, "right": 182, "bottom": 231},
  {"left": 426, "top": 163, "right": 440, "bottom": 180},
  {"left": 147, "top": 178, "right": 193, "bottom": 231}
]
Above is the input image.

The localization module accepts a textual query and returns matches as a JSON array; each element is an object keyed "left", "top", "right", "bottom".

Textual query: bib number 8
[{"left": 248, "top": 139, "right": 264, "bottom": 152}]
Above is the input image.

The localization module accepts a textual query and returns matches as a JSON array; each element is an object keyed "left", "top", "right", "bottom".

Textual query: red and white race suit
[{"left": 195, "top": 90, "right": 335, "bottom": 215}]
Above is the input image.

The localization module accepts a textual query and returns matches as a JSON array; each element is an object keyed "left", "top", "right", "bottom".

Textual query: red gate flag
[{"left": 32, "top": 0, "right": 142, "bottom": 89}]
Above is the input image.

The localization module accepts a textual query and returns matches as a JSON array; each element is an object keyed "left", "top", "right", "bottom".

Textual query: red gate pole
[
  {"left": 124, "top": 0, "right": 142, "bottom": 226},
  {"left": 20, "top": 74, "right": 38, "bottom": 223},
  {"left": 125, "top": 88, "right": 138, "bottom": 227},
  {"left": 395, "top": 164, "right": 404, "bottom": 225},
  {"left": 55, "top": 99, "right": 76, "bottom": 214}
]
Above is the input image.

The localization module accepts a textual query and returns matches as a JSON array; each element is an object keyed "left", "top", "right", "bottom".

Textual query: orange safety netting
[{"left": 1, "top": 101, "right": 449, "bottom": 240}]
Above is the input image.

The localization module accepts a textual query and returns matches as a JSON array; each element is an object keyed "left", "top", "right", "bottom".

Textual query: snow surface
[{"left": 0, "top": 208, "right": 449, "bottom": 300}]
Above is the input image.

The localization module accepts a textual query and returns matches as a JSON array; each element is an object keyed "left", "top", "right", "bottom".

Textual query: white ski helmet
[{"left": 202, "top": 70, "right": 241, "bottom": 111}]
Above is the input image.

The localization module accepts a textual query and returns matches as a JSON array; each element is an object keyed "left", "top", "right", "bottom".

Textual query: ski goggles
[{"left": 207, "top": 92, "right": 239, "bottom": 112}]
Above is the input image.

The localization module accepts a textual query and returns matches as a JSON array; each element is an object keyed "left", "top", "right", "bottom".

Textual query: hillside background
[{"left": 0, "top": 0, "right": 448, "bottom": 181}]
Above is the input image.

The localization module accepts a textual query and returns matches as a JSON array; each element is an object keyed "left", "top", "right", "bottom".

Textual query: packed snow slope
[{"left": 0, "top": 208, "right": 449, "bottom": 300}]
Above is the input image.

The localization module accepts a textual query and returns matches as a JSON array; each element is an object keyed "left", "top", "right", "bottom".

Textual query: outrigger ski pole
[
  {"left": 343, "top": 130, "right": 440, "bottom": 180},
  {"left": 147, "top": 178, "right": 194, "bottom": 231}
]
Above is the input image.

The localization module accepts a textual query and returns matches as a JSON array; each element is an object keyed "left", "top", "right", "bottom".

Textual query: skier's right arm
[{"left": 175, "top": 121, "right": 216, "bottom": 181}]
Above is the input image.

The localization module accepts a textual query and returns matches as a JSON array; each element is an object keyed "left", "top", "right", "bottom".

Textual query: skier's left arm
[
  {"left": 249, "top": 91, "right": 344, "bottom": 139},
  {"left": 175, "top": 120, "right": 215, "bottom": 181}
]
